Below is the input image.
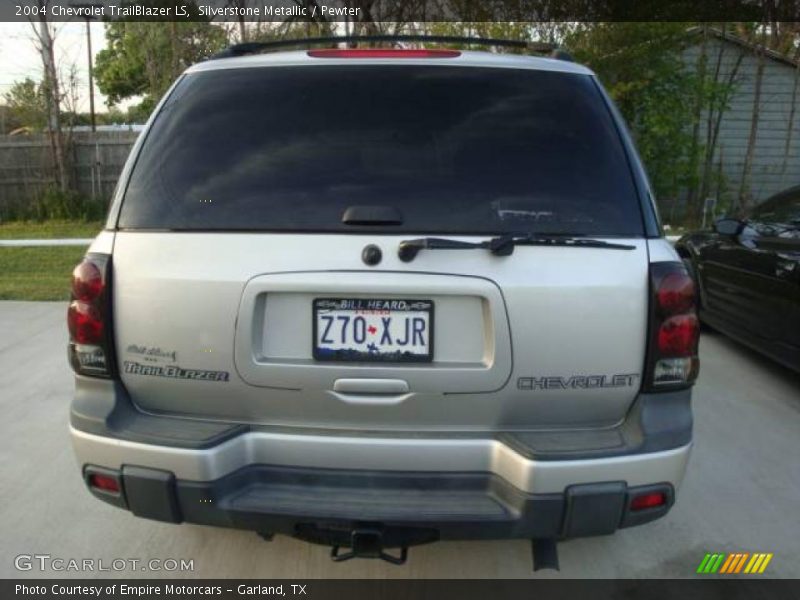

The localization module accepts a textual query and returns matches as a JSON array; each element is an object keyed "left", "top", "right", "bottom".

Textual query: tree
[
  {"left": 224, "top": 0, "right": 251, "bottom": 43},
  {"left": 780, "top": 44, "right": 800, "bottom": 186},
  {"left": 3, "top": 78, "right": 47, "bottom": 130},
  {"left": 29, "top": 2, "right": 69, "bottom": 191},
  {"left": 683, "top": 24, "right": 746, "bottom": 225},
  {"left": 737, "top": 25, "right": 767, "bottom": 215},
  {"left": 424, "top": 21, "right": 546, "bottom": 50},
  {"left": 566, "top": 24, "right": 704, "bottom": 210},
  {"left": 94, "top": 4, "right": 228, "bottom": 116}
]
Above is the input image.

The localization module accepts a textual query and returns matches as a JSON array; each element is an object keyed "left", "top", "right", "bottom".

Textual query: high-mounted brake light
[
  {"left": 67, "top": 254, "right": 115, "bottom": 378},
  {"left": 307, "top": 48, "right": 461, "bottom": 59},
  {"left": 644, "top": 262, "right": 700, "bottom": 390}
]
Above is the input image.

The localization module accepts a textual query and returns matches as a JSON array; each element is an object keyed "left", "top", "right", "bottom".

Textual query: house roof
[{"left": 687, "top": 26, "right": 800, "bottom": 69}]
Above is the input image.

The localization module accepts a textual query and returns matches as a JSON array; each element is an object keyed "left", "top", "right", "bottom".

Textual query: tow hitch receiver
[{"left": 330, "top": 528, "right": 408, "bottom": 565}]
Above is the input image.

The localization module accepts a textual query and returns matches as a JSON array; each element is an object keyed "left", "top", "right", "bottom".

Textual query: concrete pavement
[{"left": 0, "top": 301, "right": 798, "bottom": 578}]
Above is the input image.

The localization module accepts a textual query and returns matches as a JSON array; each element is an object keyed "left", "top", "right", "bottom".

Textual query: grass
[
  {"left": 0, "top": 246, "right": 88, "bottom": 301},
  {"left": 0, "top": 219, "right": 104, "bottom": 240}
]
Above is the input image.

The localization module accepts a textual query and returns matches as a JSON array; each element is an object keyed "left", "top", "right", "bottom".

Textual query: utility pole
[
  {"left": 68, "top": 4, "right": 103, "bottom": 201},
  {"left": 85, "top": 16, "right": 95, "bottom": 131},
  {"left": 70, "top": 4, "right": 102, "bottom": 132}
]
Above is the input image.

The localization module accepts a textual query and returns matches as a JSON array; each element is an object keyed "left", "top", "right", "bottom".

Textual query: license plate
[{"left": 313, "top": 298, "right": 434, "bottom": 362}]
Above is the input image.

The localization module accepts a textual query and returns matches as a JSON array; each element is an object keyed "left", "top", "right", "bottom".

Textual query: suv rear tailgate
[{"left": 112, "top": 233, "right": 648, "bottom": 430}]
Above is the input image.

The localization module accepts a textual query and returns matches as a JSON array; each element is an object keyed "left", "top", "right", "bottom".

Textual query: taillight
[
  {"left": 67, "top": 254, "right": 115, "bottom": 378},
  {"left": 644, "top": 262, "right": 700, "bottom": 390},
  {"left": 657, "top": 314, "right": 699, "bottom": 356},
  {"left": 71, "top": 260, "right": 103, "bottom": 301},
  {"left": 656, "top": 272, "right": 695, "bottom": 315},
  {"left": 307, "top": 48, "right": 461, "bottom": 59},
  {"left": 67, "top": 301, "right": 104, "bottom": 344}
]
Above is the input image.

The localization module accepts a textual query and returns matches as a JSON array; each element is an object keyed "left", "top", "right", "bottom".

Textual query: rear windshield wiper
[{"left": 398, "top": 234, "right": 636, "bottom": 262}]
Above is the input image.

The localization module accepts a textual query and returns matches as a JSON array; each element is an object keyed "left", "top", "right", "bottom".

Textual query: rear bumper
[
  {"left": 71, "top": 425, "right": 691, "bottom": 496},
  {"left": 82, "top": 462, "right": 678, "bottom": 542},
  {"left": 70, "top": 377, "right": 693, "bottom": 540}
]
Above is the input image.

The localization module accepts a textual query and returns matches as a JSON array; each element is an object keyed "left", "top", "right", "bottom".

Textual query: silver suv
[{"left": 68, "top": 39, "right": 699, "bottom": 569}]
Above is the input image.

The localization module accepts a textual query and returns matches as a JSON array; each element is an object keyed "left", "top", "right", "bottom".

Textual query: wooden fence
[{"left": 0, "top": 130, "right": 139, "bottom": 215}]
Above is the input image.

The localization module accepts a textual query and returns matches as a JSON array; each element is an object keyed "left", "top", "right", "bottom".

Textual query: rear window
[{"left": 119, "top": 65, "right": 644, "bottom": 235}]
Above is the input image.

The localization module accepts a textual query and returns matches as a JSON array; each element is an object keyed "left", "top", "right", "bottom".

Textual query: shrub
[{"left": 2, "top": 187, "right": 106, "bottom": 221}]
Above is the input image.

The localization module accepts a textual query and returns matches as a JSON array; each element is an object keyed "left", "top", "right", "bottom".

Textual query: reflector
[
  {"left": 88, "top": 473, "right": 120, "bottom": 493},
  {"left": 630, "top": 492, "right": 666, "bottom": 511}
]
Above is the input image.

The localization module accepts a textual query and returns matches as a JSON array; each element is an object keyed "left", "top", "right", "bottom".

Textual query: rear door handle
[{"left": 333, "top": 378, "right": 409, "bottom": 395}]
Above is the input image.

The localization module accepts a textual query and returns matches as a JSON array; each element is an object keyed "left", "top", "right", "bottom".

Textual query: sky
[{"left": 0, "top": 20, "right": 122, "bottom": 113}]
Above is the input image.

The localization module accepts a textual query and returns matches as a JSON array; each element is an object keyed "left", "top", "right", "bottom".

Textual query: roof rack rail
[{"left": 210, "top": 35, "right": 561, "bottom": 60}]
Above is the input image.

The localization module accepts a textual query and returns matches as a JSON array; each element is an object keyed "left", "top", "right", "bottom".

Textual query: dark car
[{"left": 676, "top": 185, "right": 800, "bottom": 372}]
